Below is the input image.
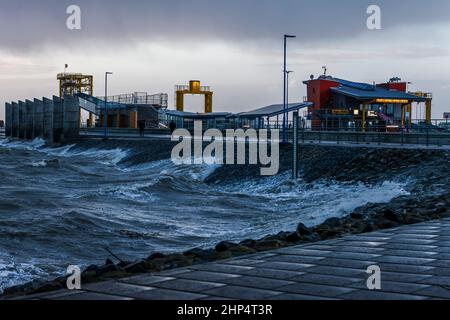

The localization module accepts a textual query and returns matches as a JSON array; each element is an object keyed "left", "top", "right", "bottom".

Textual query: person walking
[
  {"left": 169, "top": 120, "right": 177, "bottom": 133},
  {"left": 138, "top": 120, "right": 145, "bottom": 137}
]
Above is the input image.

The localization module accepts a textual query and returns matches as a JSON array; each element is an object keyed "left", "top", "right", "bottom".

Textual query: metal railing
[
  {"left": 80, "top": 119, "right": 162, "bottom": 130},
  {"left": 284, "top": 124, "right": 450, "bottom": 147},
  {"left": 175, "top": 85, "right": 211, "bottom": 92},
  {"left": 77, "top": 117, "right": 450, "bottom": 146},
  {"left": 262, "top": 119, "right": 450, "bottom": 133},
  {"left": 97, "top": 92, "right": 168, "bottom": 107}
]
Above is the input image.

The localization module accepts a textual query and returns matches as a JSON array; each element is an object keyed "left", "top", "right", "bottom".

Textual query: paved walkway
[{"left": 15, "top": 219, "right": 450, "bottom": 300}]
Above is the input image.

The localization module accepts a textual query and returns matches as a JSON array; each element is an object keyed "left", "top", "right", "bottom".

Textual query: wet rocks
[
  {"left": 284, "top": 224, "right": 321, "bottom": 244},
  {"left": 253, "top": 239, "right": 289, "bottom": 251},
  {"left": 228, "top": 245, "right": 257, "bottom": 256},
  {"left": 303, "top": 232, "right": 321, "bottom": 242},
  {"left": 215, "top": 241, "right": 238, "bottom": 252},
  {"left": 315, "top": 228, "right": 341, "bottom": 240},
  {"left": 123, "top": 260, "right": 148, "bottom": 274},
  {"left": 323, "top": 217, "right": 342, "bottom": 228},
  {"left": 95, "top": 262, "right": 122, "bottom": 275},
  {"left": 383, "top": 208, "right": 400, "bottom": 222},
  {"left": 286, "top": 232, "right": 302, "bottom": 243},
  {"left": 147, "top": 252, "right": 165, "bottom": 260},
  {"left": 350, "top": 212, "right": 364, "bottom": 219},
  {"left": 183, "top": 248, "right": 215, "bottom": 262},
  {"left": 239, "top": 239, "right": 257, "bottom": 247},
  {"left": 297, "top": 146, "right": 449, "bottom": 185},
  {"left": 362, "top": 224, "right": 374, "bottom": 233},
  {"left": 297, "top": 223, "right": 313, "bottom": 236}
]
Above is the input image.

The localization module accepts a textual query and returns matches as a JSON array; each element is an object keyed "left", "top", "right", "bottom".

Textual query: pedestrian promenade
[{"left": 16, "top": 219, "right": 450, "bottom": 300}]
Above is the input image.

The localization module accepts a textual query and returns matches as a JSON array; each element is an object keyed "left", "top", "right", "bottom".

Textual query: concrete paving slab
[{"left": 15, "top": 220, "right": 450, "bottom": 300}]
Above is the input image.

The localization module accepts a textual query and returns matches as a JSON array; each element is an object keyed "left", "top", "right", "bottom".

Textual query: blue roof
[
  {"left": 330, "top": 86, "right": 427, "bottom": 102},
  {"left": 304, "top": 76, "right": 428, "bottom": 102},
  {"left": 163, "top": 110, "right": 232, "bottom": 119},
  {"left": 332, "top": 78, "right": 376, "bottom": 91},
  {"left": 238, "top": 102, "right": 313, "bottom": 118}
]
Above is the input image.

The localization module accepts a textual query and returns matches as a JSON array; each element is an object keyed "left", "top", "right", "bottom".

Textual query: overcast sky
[{"left": 1, "top": 0, "right": 450, "bottom": 120}]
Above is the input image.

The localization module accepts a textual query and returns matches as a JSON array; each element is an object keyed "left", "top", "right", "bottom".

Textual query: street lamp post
[
  {"left": 286, "top": 70, "right": 294, "bottom": 108},
  {"left": 283, "top": 35, "right": 296, "bottom": 144},
  {"left": 285, "top": 70, "right": 294, "bottom": 133},
  {"left": 104, "top": 72, "right": 113, "bottom": 139}
]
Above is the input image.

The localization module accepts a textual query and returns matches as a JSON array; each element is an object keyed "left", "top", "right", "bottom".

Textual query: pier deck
[{"left": 15, "top": 219, "right": 450, "bottom": 300}]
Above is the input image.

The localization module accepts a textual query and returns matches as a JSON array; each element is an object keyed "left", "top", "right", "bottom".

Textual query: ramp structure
[{"left": 76, "top": 92, "right": 167, "bottom": 129}]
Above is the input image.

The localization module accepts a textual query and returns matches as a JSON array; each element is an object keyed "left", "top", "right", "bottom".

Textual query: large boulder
[
  {"left": 215, "top": 241, "right": 238, "bottom": 252},
  {"left": 183, "top": 248, "right": 215, "bottom": 262},
  {"left": 382, "top": 208, "right": 400, "bottom": 222},
  {"left": 253, "top": 239, "right": 289, "bottom": 251},
  {"left": 297, "top": 223, "right": 313, "bottom": 236},
  {"left": 286, "top": 232, "right": 302, "bottom": 243},
  {"left": 323, "top": 217, "right": 342, "bottom": 228}
]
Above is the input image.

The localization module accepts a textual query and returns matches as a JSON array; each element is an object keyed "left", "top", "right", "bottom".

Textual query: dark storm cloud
[{"left": 0, "top": 0, "right": 449, "bottom": 52}]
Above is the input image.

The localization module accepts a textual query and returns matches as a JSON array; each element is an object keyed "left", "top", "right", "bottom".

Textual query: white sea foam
[
  {"left": 31, "top": 160, "right": 48, "bottom": 168},
  {"left": 65, "top": 148, "right": 129, "bottom": 166},
  {"left": 0, "top": 139, "right": 129, "bottom": 166},
  {"left": 120, "top": 159, "right": 173, "bottom": 172},
  {"left": 221, "top": 173, "right": 410, "bottom": 229},
  {"left": 122, "top": 157, "right": 220, "bottom": 182},
  {"left": 99, "top": 182, "right": 159, "bottom": 203},
  {"left": 107, "top": 158, "right": 220, "bottom": 203},
  {"left": 0, "top": 253, "right": 50, "bottom": 294},
  {"left": 0, "top": 138, "right": 46, "bottom": 151},
  {"left": 43, "top": 144, "right": 76, "bottom": 157}
]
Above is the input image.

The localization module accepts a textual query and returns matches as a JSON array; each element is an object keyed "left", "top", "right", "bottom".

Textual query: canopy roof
[
  {"left": 238, "top": 102, "right": 312, "bottom": 118},
  {"left": 329, "top": 78, "right": 427, "bottom": 102}
]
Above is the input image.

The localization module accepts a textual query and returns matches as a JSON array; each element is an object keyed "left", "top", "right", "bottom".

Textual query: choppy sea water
[{"left": 0, "top": 138, "right": 409, "bottom": 292}]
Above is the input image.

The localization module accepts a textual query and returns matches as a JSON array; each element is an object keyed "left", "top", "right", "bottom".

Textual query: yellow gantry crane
[{"left": 175, "top": 80, "right": 213, "bottom": 113}]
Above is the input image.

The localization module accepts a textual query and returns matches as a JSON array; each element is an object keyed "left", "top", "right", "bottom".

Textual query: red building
[{"left": 303, "top": 75, "right": 431, "bottom": 131}]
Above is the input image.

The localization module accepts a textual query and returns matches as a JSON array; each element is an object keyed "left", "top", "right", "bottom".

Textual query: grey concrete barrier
[
  {"left": 18, "top": 101, "right": 26, "bottom": 139},
  {"left": 43, "top": 97, "right": 54, "bottom": 144},
  {"left": 12, "top": 102, "right": 19, "bottom": 138},
  {"left": 63, "top": 95, "right": 80, "bottom": 142},
  {"left": 53, "top": 96, "right": 64, "bottom": 143},
  {"left": 25, "top": 100, "right": 34, "bottom": 140},
  {"left": 5, "top": 103, "right": 12, "bottom": 137},
  {"left": 33, "top": 98, "right": 44, "bottom": 139}
]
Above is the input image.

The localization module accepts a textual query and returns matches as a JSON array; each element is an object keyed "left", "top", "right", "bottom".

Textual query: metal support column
[
  {"left": 362, "top": 104, "right": 367, "bottom": 133},
  {"left": 292, "top": 111, "right": 299, "bottom": 179}
]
